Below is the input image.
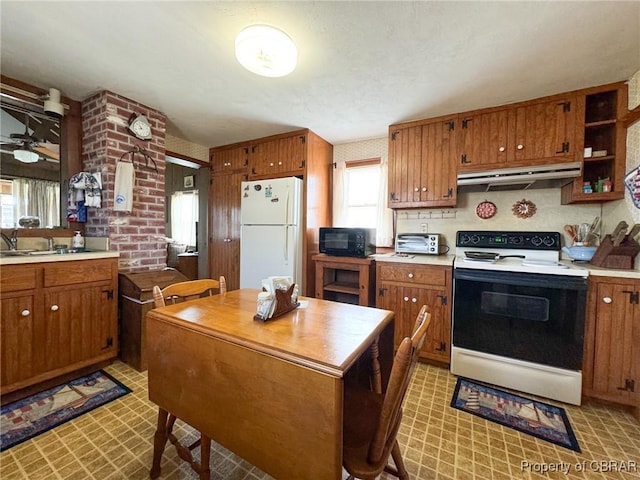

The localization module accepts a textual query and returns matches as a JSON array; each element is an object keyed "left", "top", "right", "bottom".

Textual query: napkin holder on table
[{"left": 254, "top": 284, "right": 300, "bottom": 322}]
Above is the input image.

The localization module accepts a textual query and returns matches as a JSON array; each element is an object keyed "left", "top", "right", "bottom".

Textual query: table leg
[
  {"left": 199, "top": 435, "right": 212, "bottom": 480},
  {"left": 150, "top": 408, "right": 169, "bottom": 479},
  {"left": 369, "top": 337, "right": 382, "bottom": 394}
]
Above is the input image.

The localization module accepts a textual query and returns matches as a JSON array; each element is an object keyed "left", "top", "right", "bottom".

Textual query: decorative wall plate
[
  {"left": 512, "top": 199, "right": 536, "bottom": 218},
  {"left": 475, "top": 200, "right": 497, "bottom": 219}
]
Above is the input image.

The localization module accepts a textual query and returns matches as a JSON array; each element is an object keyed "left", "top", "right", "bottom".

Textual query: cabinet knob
[
  {"left": 408, "top": 273, "right": 414, "bottom": 278},
  {"left": 51, "top": 305, "right": 59, "bottom": 311},
  {"left": 414, "top": 187, "right": 419, "bottom": 192},
  {"left": 602, "top": 297, "right": 612, "bottom": 304},
  {"left": 422, "top": 187, "right": 427, "bottom": 192},
  {"left": 269, "top": 162, "right": 275, "bottom": 167},
  {"left": 517, "top": 144, "right": 524, "bottom": 150},
  {"left": 278, "top": 161, "right": 283, "bottom": 166},
  {"left": 21, "top": 309, "right": 30, "bottom": 317},
  {"left": 403, "top": 296, "right": 409, "bottom": 301},
  {"left": 499, "top": 146, "right": 505, "bottom": 152},
  {"left": 412, "top": 297, "right": 417, "bottom": 303}
]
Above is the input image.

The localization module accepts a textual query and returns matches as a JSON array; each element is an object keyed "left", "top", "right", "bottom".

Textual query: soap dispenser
[{"left": 72, "top": 231, "right": 85, "bottom": 249}]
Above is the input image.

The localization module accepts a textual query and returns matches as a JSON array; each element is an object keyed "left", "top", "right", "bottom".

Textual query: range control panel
[{"left": 456, "top": 231, "right": 561, "bottom": 250}]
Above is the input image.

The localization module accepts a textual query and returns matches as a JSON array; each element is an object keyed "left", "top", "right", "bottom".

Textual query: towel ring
[{"left": 119, "top": 145, "right": 158, "bottom": 173}]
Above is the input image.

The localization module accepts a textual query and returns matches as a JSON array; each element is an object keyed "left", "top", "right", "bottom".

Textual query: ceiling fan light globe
[
  {"left": 14, "top": 149, "right": 39, "bottom": 163},
  {"left": 235, "top": 25, "right": 297, "bottom": 78}
]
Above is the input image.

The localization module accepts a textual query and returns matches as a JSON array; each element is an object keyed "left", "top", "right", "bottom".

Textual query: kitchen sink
[
  {"left": 0, "top": 249, "right": 36, "bottom": 257},
  {"left": 0, "top": 249, "right": 94, "bottom": 257}
]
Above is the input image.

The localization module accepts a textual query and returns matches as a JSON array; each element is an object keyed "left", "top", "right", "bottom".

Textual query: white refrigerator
[{"left": 240, "top": 177, "right": 303, "bottom": 290}]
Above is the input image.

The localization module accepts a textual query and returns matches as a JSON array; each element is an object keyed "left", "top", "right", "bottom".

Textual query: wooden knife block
[{"left": 590, "top": 234, "right": 640, "bottom": 269}]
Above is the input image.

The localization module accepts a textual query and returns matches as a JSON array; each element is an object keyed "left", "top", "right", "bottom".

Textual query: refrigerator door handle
[
  {"left": 284, "top": 226, "right": 289, "bottom": 262},
  {"left": 285, "top": 187, "right": 291, "bottom": 225}
]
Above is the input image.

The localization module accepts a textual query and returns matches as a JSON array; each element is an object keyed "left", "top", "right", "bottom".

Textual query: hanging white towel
[{"left": 114, "top": 161, "right": 135, "bottom": 212}]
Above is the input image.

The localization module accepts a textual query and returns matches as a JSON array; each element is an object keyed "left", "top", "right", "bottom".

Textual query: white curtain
[
  {"left": 13, "top": 178, "right": 60, "bottom": 228},
  {"left": 375, "top": 158, "right": 393, "bottom": 247},
  {"left": 332, "top": 160, "right": 348, "bottom": 226},
  {"left": 170, "top": 190, "right": 199, "bottom": 246}
]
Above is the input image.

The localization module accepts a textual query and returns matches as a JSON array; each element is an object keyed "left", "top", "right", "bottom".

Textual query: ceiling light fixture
[
  {"left": 13, "top": 149, "right": 39, "bottom": 163},
  {"left": 235, "top": 25, "right": 297, "bottom": 78}
]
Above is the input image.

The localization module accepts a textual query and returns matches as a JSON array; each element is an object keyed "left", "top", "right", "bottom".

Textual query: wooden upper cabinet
[
  {"left": 388, "top": 115, "right": 457, "bottom": 209},
  {"left": 249, "top": 134, "right": 306, "bottom": 177},
  {"left": 458, "top": 95, "right": 576, "bottom": 171},
  {"left": 210, "top": 145, "right": 248, "bottom": 174}
]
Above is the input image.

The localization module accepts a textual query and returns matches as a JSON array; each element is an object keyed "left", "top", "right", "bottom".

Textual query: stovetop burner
[{"left": 455, "top": 230, "right": 587, "bottom": 276}]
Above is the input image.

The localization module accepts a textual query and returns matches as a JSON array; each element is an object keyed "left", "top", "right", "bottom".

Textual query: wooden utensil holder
[
  {"left": 254, "top": 284, "right": 299, "bottom": 322},
  {"left": 590, "top": 234, "right": 640, "bottom": 269}
]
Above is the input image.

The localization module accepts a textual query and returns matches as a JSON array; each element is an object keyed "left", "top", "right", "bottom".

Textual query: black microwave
[{"left": 319, "top": 227, "right": 376, "bottom": 257}]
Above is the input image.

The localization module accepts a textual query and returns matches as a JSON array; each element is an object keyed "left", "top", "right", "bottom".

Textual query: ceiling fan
[{"left": 0, "top": 111, "right": 59, "bottom": 163}]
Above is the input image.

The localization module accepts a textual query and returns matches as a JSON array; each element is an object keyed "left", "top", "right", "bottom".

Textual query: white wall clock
[{"left": 127, "top": 113, "right": 152, "bottom": 140}]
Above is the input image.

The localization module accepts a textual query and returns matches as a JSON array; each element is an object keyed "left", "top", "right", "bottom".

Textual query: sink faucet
[
  {"left": 1, "top": 230, "right": 18, "bottom": 250},
  {"left": 44, "top": 236, "right": 55, "bottom": 251}
]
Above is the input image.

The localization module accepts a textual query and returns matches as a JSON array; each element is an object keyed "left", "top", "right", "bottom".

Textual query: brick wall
[{"left": 81, "top": 91, "right": 167, "bottom": 272}]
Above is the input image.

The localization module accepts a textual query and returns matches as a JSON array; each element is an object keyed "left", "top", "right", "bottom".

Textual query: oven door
[{"left": 452, "top": 268, "right": 587, "bottom": 370}]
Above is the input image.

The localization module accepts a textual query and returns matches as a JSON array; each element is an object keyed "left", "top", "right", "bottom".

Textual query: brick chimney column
[{"left": 81, "top": 91, "right": 167, "bottom": 272}]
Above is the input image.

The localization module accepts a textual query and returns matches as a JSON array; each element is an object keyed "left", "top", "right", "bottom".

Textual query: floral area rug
[
  {"left": 1, "top": 370, "right": 131, "bottom": 451},
  {"left": 451, "top": 377, "right": 580, "bottom": 452}
]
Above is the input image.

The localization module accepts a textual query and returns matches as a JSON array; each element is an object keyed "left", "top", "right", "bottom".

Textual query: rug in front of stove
[{"left": 451, "top": 377, "right": 580, "bottom": 452}]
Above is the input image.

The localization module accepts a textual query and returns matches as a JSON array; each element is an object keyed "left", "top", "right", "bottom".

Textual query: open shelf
[{"left": 313, "top": 254, "right": 376, "bottom": 307}]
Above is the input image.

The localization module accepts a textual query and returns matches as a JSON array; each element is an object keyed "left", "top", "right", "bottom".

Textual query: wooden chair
[
  {"left": 149, "top": 276, "right": 226, "bottom": 480},
  {"left": 343, "top": 305, "right": 431, "bottom": 480}
]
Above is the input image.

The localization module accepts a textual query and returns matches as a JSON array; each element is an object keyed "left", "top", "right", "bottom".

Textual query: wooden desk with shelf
[{"left": 313, "top": 254, "right": 375, "bottom": 306}]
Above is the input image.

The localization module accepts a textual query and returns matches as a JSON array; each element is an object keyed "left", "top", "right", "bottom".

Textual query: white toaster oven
[{"left": 395, "top": 233, "right": 440, "bottom": 255}]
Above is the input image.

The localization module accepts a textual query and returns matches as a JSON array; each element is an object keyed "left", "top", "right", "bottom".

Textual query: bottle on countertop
[{"left": 72, "top": 231, "right": 85, "bottom": 249}]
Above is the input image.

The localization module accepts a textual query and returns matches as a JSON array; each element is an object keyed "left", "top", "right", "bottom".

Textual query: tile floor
[{"left": 1, "top": 360, "right": 639, "bottom": 480}]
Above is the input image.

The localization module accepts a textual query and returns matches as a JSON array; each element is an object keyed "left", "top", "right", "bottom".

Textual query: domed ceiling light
[
  {"left": 13, "top": 149, "right": 39, "bottom": 163},
  {"left": 235, "top": 25, "right": 297, "bottom": 77}
]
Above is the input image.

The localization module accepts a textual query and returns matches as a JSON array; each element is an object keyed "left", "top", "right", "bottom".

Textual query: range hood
[{"left": 456, "top": 162, "right": 582, "bottom": 193}]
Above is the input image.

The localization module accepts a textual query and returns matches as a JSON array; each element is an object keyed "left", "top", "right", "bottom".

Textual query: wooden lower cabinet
[
  {"left": 0, "top": 258, "right": 118, "bottom": 394},
  {"left": 376, "top": 262, "right": 452, "bottom": 364},
  {"left": 583, "top": 275, "right": 639, "bottom": 415}
]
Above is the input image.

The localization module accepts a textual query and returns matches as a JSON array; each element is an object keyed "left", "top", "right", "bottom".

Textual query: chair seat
[{"left": 343, "top": 386, "right": 403, "bottom": 479}]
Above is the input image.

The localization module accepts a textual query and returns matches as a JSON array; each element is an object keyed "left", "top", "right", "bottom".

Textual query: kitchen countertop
[
  {"left": 371, "top": 253, "right": 455, "bottom": 266},
  {"left": 0, "top": 250, "right": 120, "bottom": 265},
  {"left": 371, "top": 252, "right": 640, "bottom": 278}
]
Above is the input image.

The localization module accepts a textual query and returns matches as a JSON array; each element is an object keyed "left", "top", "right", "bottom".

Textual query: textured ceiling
[{"left": 1, "top": 1, "right": 639, "bottom": 148}]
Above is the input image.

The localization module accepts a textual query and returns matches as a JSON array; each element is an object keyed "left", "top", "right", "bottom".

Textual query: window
[
  {"left": 344, "top": 162, "right": 380, "bottom": 227},
  {"left": 0, "top": 178, "right": 60, "bottom": 228},
  {"left": 170, "top": 190, "right": 199, "bottom": 246},
  {"left": 333, "top": 156, "right": 393, "bottom": 246}
]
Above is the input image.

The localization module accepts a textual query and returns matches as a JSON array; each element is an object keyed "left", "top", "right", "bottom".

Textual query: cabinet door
[
  {"left": 250, "top": 135, "right": 307, "bottom": 177},
  {"left": 420, "top": 119, "right": 457, "bottom": 205},
  {"left": 388, "top": 117, "right": 456, "bottom": 208},
  {"left": 388, "top": 125, "right": 422, "bottom": 206},
  {"left": 209, "top": 171, "right": 244, "bottom": 290},
  {"left": 590, "top": 280, "right": 638, "bottom": 405},
  {"left": 0, "top": 293, "right": 36, "bottom": 387},
  {"left": 210, "top": 146, "right": 248, "bottom": 174},
  {"left": 512, "top": 97, "right": 575, "bottom": 165},
  {"left": 249, "top": 139, "right": 279, "bottom": 176},
  {"left": 42, "top": 285, "right": 116, "bottom": 371},
  {"left": 277, "top": 134, "right": 306, "bottom": 174},
  {"left": 459, "top": 109, "right": 510, "bottom": 171},
  {"left": 377, "top": 283, "right": 450, "bottom": 363}
]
